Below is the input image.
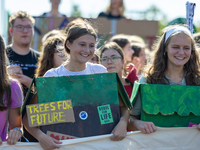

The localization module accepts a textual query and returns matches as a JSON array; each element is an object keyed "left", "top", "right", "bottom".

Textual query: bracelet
[
  {"left": 12, "top": 128, "right": 29, "bottom": 142},
  {"left": 12, "top": 128, "right": 22, "bottom": 134}
]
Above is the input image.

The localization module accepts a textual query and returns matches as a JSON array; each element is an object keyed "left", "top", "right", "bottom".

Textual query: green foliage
[{"left": 70, "top": 4, "right": 81, "bottom": 17}]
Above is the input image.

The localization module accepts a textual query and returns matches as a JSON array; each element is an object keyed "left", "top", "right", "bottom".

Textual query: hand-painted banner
[
  {"left": 26, "top": 99, "right": 75, "bottom": 127},
  {"left": 47, "top": 131, "right": 77, "bottom": 140},
  {"left": 1, "top": 127, "right": 200, "bottom": 150}
]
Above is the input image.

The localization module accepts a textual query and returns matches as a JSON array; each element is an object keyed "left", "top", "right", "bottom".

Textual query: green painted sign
[
  {"left": 22, "top": 73, "right": 132, "bottom": 138},
  {"left": 97, "top": 104, "right": 114, "bottom": 125},
  {"left": 131, "top": 81, "right": 200, "bottom": 127}
]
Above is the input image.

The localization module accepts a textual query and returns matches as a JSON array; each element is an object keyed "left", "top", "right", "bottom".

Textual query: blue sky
[{"left": 4, "top": 0, "right": 200, "bottom": 25}]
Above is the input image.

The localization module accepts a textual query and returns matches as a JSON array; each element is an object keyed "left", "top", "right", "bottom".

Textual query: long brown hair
[
  {"left": 105, "top": 0, "right": 125, "bottom": 17},
  {"left": 35, "top": 35, "right": 65, "bottom": 77},
  {"left": 146, "top": 25, "right": 200, "bottom": 85},
  {"left": 0, "top": 35, "right": 11, "bottom": 111}
]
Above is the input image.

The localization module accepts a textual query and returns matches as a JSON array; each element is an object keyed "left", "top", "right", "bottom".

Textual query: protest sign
[
  {"left": 47, "top": 131, "right": 77, "bottom": 140},
  {"left": 22, "top": 73, "right": 131, "bottom": 138},
  {"left": 131, "top": 81, "right": 200, "bottom": 127},
  {"left": 26, "top": 99, "right": 75, "bottom": 127}
]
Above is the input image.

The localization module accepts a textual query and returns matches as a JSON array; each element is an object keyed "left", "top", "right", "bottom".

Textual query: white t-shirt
[{"left": 43, "top": 62, "right": 107, "bottom": 77}]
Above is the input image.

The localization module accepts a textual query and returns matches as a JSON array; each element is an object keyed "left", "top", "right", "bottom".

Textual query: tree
[{"left": 70, "top": 4, "right": 81, "bottom": 17}]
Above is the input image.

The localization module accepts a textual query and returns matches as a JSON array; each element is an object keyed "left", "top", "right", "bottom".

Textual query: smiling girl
[
  {"left": 23, "top": 21, "right": 129, "bottom": 150},
  {"left": 128, "top": 25, "right": 200, "bottom": 134}
]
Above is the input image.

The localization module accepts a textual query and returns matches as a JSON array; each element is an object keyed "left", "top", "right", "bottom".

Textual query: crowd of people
[{"left": 1, "top": 0, "right": 200, "bottom": 149}]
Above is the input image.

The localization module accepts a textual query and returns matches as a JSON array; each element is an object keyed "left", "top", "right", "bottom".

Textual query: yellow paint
[
  {"left": 44, "top": 103, "right": 50, "bottom": 111},
  {"left": 50, "top": 102, "right": 56, "bottom": 111},
  {"left": 27, "top": 105, "right": 34, "bottom": 114},
  {"left": 39, "top": 104, "right": 44, "bottom": 113},
  {"left": 59, "top": 112, "right": 66, "bottom": 122},
  {"left": 36, "top": 114, "right": 43, "bottom": 125},
  {"left": 30, "top": 115, "right": 36, "bottom": 124},
  {"left": 57, "top": 101, "right": 62, "bottom": 110},
  {"left": 63, "top": 100, "right": 72, "bottom": 109},
  {"left": 33, "top": 105, "right": 39, "bottom": 113}
]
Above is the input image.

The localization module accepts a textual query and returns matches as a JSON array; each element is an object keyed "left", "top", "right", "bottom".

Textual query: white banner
[{"left": 1, "top": 127, "right": 200, "bottom": 150}]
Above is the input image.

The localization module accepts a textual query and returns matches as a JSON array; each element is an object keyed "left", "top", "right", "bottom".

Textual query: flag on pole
[{"left": 186, "top": 1, "right": 196, "bottom": 34}]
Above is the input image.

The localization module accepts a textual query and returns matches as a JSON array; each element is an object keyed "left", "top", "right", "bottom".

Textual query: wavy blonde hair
[{"left": 146, "top": 25, "right": 200, "bottom": 85}]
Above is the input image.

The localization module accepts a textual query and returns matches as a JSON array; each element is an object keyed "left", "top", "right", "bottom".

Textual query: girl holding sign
[
  {"left": 23, "top": 21, "right": 129, "bottom": 150},
  {"left": 128, "top": 25, "right": 200, "bottom": 133},
  {"left": 0, "top": 35, "right": 23, "bottom": 145}
]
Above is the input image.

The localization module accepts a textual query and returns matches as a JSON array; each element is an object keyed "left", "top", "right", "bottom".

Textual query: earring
[{"left": 191, "top": 54, "right": 193, "bottom": 58}]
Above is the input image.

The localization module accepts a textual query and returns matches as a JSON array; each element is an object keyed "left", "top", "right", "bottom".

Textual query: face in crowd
[
  {"left": 66, "top": 34, "right": 95, "bottom": 64},
  {"left": 165, "top": 32, "right": 192, "bottom": 68},
  {"left": 100, "top": 42, "right": 124, "bottom": 74},
  {"left": 10, "top": 18, "right": 34, "bottom": 46},
  {"left": 53, "top": 43, "right": 67, "bottom": 67},
  {"left": 110, "top": 0, "right": 123, "bottom": 10},
  {"left": 123, "top": 42, "right": 134, "bottom": 62}
]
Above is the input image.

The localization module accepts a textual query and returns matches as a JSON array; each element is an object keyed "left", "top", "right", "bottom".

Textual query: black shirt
[
  {"left": 6, "top": 46, "right": 40, "bottom": 97},
  {"left": 6, "top": 46, "right": 40, "bottom": 78},
  {"left": 98, "top": 12, "right": 125, "bottom": 19}
]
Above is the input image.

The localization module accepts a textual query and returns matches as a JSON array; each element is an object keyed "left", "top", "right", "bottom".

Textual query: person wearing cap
[{"left": 127, "top": 25, "right": 200, "bottom": 134}]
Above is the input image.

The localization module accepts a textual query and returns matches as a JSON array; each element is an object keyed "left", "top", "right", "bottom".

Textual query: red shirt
[{"left": 126, "top": 65, "right": 139, "bottom": 84}]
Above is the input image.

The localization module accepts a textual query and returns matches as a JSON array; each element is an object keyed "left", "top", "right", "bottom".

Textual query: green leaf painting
[
  {"left": 141, "top": 84, "right": 200, "bottom": 116},
  {"left": 137, "top": 84, "right": 200, "bottom": 127}
]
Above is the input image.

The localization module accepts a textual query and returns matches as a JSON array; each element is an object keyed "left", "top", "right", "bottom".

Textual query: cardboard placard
[
  {"left": 6, "top": 17, "right": 157, "bottom": 51},
  {"left": 47, "top": 131, "right": 77, "bottom": 140},
  {"left": 22, "top": 73, "right": 131, "bottom": 138},
  {"left": 131, "top": 81, "right": 200, "bottom": 127},
  {"left": 97, "top": 104, "right": 113, "bottom": 125},
  {"left": 26, "top": 99, "right": 75, "bottom": 127}
]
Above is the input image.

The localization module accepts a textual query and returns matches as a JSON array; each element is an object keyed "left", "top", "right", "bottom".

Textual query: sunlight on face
[{"left": 166, "top": 33, "right": 192, "bottom": 68}]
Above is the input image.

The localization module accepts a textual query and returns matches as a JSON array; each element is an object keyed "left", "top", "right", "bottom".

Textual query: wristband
[
  {"left": 12, "top": 128, "right": 22, "bottom": 134},
  {"left": 12, "top": 128, "right": 29, "bottom": 142}
]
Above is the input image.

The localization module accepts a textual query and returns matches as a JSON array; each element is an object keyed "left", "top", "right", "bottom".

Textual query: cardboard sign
[
  {"left": 22, "top": 73, "right": 131, "bottom": 138},
  {"left": 47, "top": 131, "right": 77, "bottom": 140},
  {"left": 6, "top": 17, "right": 158, "bottom": 51},
  {"left": 26, "top": 99, "right": 75, "bottom": 127},
  {"left": 131, "top": 81, "right": 200, "bottom": 127},
  {"left": 97, "top": 104, "right": 113, "bottom": 125}
]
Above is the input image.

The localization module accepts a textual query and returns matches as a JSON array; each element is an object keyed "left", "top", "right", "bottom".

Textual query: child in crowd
[
  {"left": 23, "top": 21, "right": 129, "bottom": 150},
  {"left": 128, "top": 25, "right": 200, "bottom": 133},
  {"left": 35, "top": 35, "right": 67, "bottom": 77},
  {"left": 100, "top": 42, "right": 137, "bottom": 98},
  {"left": 109, "top": 34, "right": 139, "bottom": 86},
  {"left": 0, "top": 35, "right": 23, "bottom": 145},
  {"left": 131, "top": 43, "right": 146, "bottom": 78}
]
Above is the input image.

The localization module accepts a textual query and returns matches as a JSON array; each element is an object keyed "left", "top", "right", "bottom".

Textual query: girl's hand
[
  {"left": 196, "top": 124, "right": 200, "bottom": 130},
  {"left": 110, "top": 120, "right": 127, "bottom": 141},
  {"left": 126, "top": 63, "right": 134, "bottom": 71},
  {"left": 135, "top": 120, "right": 157, "bottom": 134},
  {"left": 38, "top": 133, "right": 62, "bottom": 150},
  {"left": 7, "top": 129, "right": 22, "bottom": 145}
]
